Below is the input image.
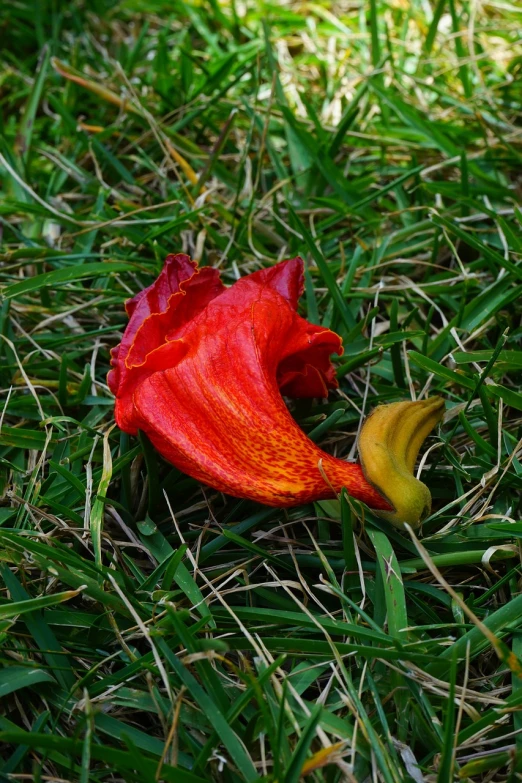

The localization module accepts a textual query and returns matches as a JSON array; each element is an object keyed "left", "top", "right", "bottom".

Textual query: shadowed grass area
[{"left": 1, "top": 0, "right": 522, "bottom": 780}]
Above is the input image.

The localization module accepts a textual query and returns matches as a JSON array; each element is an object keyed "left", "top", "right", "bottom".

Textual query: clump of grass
[{"left": 1, "top": 1, "right": 522, "bottom": 781}]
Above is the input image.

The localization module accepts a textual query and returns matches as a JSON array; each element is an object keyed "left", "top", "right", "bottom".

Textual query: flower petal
[
  {"left": 245, "top": 258, "right": 342, "bottom": 397},
  {"left": 245, "top": 255, "right": 305, "bottom": 309},
  {"left": 277, "top": 315, "right": 343, "bottom": 397},
  {"left": 125, "top": 266, "right": 224, "bottom": 367},
  {"left": 108, "top": 253, "right": 224, "bottom": 432},
  {"left": 131, "top": 273, "right": 387, "bottom": 508}
]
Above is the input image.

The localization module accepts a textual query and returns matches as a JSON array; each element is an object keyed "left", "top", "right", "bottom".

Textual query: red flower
[{"left": 109, "top": 254, "right": 443, "bottom": 526}]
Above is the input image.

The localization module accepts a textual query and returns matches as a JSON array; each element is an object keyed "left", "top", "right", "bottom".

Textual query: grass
[{"left": 1, "top": 0, "right": 522, "bottom": 780}]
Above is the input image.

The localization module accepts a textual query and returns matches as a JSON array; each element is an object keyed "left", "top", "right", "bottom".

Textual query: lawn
[{"left": 1, "top": 0, "right": 522, "bottom": 781}]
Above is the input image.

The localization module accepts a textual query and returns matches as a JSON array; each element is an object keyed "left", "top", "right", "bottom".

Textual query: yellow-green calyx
[{"left": 358, "top": 397, "right": 445, "bottom": 529}]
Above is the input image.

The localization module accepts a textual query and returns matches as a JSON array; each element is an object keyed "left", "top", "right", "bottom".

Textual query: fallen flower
[{"left": 108, "top": 254, "right": 444, "bottom": 528}]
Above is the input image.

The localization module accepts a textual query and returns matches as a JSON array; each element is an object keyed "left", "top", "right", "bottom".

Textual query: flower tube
[{"left": 109, "top": 254, "right": 443, "bottom": 528}]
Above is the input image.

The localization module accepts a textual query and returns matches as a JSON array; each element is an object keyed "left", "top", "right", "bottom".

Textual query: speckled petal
[{"left": 131, "top": 273, "right": 388, "bottom": 509}]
